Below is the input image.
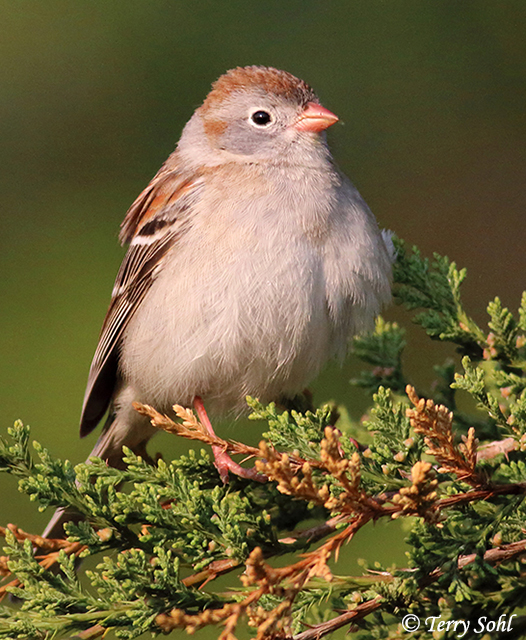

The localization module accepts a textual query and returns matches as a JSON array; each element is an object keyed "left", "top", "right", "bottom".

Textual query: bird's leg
[{"left": 193, "top": 397, "right": 266, "bottom": 483}]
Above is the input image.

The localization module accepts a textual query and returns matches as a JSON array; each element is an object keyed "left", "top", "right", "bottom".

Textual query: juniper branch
[{"left": 1, "top": 241, "right": 526, "bottom": 639}]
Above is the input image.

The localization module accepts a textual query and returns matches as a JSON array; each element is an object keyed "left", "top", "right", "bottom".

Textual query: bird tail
[{"left": 42, "top": 411, "right": 158, "bottom": 540}]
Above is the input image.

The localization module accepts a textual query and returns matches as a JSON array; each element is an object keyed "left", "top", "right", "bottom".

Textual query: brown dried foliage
[
  {"left": 3, "top": 390, "right": 524, "bottom": 640},
  {"left": 256, "top": 426, "right": 382, "bottom": 518},
  {"left": 0, "top": 524, "right": 87, "bottom": 601},
  {"left": 391, "top": 461, "right": 440, "bottom": 522},
  {"left": 119, "top": 398, "right": 520, "bottom": 638},
  {"left": 157, "top": 519, "right": 367, "bottom": 640},
  {"left": 134, "top": 401, "right": 267, "bottom": 463},
  {"left": 406, "top": 385, "right": 483, "bottom": 486}
]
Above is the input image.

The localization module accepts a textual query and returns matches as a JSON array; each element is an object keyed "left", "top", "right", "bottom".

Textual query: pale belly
[{"left": 120, "top": 235, "right": 342, "bottom": 415}]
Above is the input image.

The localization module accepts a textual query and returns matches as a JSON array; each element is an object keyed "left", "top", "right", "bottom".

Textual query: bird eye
[{"left": 250, "top": 110, "right": 272, "bottom": 126}]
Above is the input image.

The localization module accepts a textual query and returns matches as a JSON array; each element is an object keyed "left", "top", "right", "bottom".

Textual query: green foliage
[
  {"left": 393, "top": 238, "right": 486, "bottom": 355},
  {"left": 1, "top": 238, "right": 526, "bottom": 639},
  {"left": 351, "top": 318, "right": 406, "bottom": 394},
  {"left": 358, "top": 387, "right": 424, "bottom": 491},
  {"left": 248, "top": 398, "right": 332, "bottom": 460}
]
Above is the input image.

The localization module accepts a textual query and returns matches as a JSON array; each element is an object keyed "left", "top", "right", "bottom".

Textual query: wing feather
[{"left": 80, "top": 163, "right": 201, "bottom": 436}]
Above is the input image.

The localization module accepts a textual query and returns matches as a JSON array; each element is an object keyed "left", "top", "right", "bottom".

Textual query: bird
[{"left": 44, "top": 65, "right": 393, "bottom": 537}]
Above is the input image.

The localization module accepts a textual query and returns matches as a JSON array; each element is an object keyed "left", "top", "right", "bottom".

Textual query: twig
[
  {"left": 182, "top": 518, "right": 343, "bottom": 589},
  {"left": 460, "top": 539, "right": 526, "bottom": 567},
  {"left": 134, "top": 401, "right": 324, "bottom": 470},
  {"left": 477, "top": 437, "right": 517, "bottom": 461},
  {"left": 0, "top": 523, "right": 71, "bottom": 552},
  {"left": 66, "top": 625, "right": 106, "bottom": 639},
  {"left": 292, "top": 596, "right": 383, "bottom": 640},
  {"left": 292, "top": 538, "right": 526, "bottom": 640},
  {"left": 422, "top": 537, "right": 526, "bottom": 586},
  {"left": 278, "top": 516, "right": 342, "bottom": 545}
]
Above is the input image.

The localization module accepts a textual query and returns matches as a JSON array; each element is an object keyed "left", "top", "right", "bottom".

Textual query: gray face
[{"left": 209, "top": 89, "right": 316, "bottom": 160}]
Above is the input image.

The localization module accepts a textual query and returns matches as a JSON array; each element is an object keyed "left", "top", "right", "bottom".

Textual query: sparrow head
[{"left": 178, "top": 66, "right": 339, "bottom": 167}]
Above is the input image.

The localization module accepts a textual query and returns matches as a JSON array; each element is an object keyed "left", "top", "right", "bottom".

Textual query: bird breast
[{"left": 120, "top": 163, "right": 388, "bottom": 415}]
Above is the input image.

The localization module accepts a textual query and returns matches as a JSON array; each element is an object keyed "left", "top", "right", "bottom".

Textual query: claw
[{"left": 193, "top": 397, "right": 266, "bottom": 483}]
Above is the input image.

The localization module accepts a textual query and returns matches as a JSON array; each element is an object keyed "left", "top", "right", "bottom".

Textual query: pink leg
[{"left": 193, "top": 397, "right": 266, "bottom": 483}]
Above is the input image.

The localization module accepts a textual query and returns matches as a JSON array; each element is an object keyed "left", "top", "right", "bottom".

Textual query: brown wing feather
[
  {"left": 80, "top": 164, "right": 201, "bottom": 437},
  {"left": 119, "top": 153, "right": 196, "bottom": 244}
]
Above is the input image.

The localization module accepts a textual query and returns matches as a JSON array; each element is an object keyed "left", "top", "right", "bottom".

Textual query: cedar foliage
[{"left": 1, "top": 237, "right": 526, "bottom": 639}]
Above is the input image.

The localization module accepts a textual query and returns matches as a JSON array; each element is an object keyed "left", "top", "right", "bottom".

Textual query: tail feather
[
  {"left": 41, "top": 505, "right": 81, "bottom": 540},
  {"left": 42, "top": 412, "right": 158, "bottom": 539}
]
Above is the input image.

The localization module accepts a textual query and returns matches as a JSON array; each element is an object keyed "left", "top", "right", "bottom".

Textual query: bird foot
[
  {"left": 193, "top": 396, "right": 266, "bottom": 483},
  {"left": 212, "top": 446, "right": 267, "bottom": 483}
]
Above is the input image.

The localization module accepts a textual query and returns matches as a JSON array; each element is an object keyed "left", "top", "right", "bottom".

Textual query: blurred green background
[{"left": 1, "top": 0, "right": 525, "bottom": 634}]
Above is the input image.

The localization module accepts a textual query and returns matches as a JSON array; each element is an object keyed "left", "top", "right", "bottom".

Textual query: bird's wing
[{"left": 80, "top": 162, "right": 202, "bottom": 436}]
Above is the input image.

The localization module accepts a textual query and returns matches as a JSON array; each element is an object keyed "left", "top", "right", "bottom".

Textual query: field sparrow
[{"left": 44, "top": 66, "right": 393, "bottom": 536}]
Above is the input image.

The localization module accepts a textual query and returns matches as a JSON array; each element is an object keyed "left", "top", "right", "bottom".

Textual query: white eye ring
[{"left": 248, "top": 109, "right": 274, "bottom": 128}]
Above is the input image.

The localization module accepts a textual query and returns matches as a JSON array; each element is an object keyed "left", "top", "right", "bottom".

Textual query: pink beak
[{"left": 294, "top": 101, "right": 339, "bottom": 132}]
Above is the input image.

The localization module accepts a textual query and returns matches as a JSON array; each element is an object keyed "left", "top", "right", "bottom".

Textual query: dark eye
[{"left": 251, "top": 110, "right": 272, "bottom": 126}]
